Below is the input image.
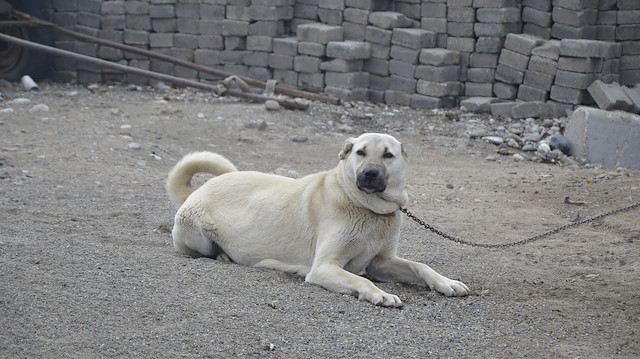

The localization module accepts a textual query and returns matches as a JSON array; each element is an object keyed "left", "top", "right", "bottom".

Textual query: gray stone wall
[{"left": 43, "top": 0, "right": 640, "bottom": 113}]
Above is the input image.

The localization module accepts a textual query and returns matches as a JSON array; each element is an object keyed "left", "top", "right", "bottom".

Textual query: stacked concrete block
[
  {"left": 445, "top": 0, "right": 475, "bottom": 84},
  {"left": 471, "top": 0, "right": 523, "bottom": 97},
  {"left": 294, "top": 23, "right": 343, "bottom": 92},
  {"left": 420, "top": 0, "right": 448, "bottom": 48},
  {"left": 294, "top": 0, "right": 319, "bottom": 24},
  {"left": 271, "top": 37, "right": 298, "bottom": 87},
  {"left": 323, "top": 41, "right": 371, "bottom": 101},
  {"left": 520, "top": 39, "right": 560, "bottom": 103},
  {"left": 550, "top": 0, "right": 599, "bottom": 40},
  {"left": 318, "top": 0, "right": 344, "bottom": 25},
  {"left": 617, "top": 1, "right": 640, "bottom": 86},
  {"left": 549, "top": 39, "right": 622, "bottom": 106},
  {"left": 364, "top": 12, "right": 414, "bottom": 104},
  {"left": 494, "top": 33, "right": 543, "bottom": 100},
  {"left": 587, "top": 80, "right": 634, "bottom": 112},
  {"left": 389, "top": 28, "right": 437, "bottom": 106},
  {"left": 415, "top": 48, "right": 461, "bottom": 108},
  {"left": 522, "top": 0, "right": 552, "bottom": 39}
]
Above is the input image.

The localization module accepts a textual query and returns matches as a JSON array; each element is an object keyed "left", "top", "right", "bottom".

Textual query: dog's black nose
[{"left": 363, "top": 167, "right": 378, "bottom": 178}]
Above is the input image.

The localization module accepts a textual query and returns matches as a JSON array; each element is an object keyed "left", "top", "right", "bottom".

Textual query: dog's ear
[{"left": 339, "top": 138, "right": 355, "bottom": 160}]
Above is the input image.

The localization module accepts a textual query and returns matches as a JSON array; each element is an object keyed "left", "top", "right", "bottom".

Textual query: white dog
[{"left": 167, "top": 133, "right": 469, "bottom": 307}]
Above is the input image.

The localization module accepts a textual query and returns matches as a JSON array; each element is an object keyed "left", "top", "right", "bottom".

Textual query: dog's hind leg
[{"left": 172, "top": 218, "right": 227, "bottom": 259}]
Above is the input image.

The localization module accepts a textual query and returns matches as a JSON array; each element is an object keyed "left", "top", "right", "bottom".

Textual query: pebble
[
  {"left": 482, "top": 136, "right": 503, "bottom": 145},
  {"left": 467, "top": 129, "right": 487, "bottom": 138},
  {"left": 537, "top": 143, "right": 551, "bottom": 157},
  {"left": 505, "top": 138, "right": 520, "bottom": 149},
  {"left": 246, "top": 120, "right": 267, "bottom": 131},
  {"left": 0, "top": 108, "right": 14, "bottom": 113},
  {"left": 8, "top": 98, "right": 30, "bottom": 105},
  {"left": 264, "top": 100, "right": 280, "bottom": 111},
  {"left": 290, "top": 135, "right": 308, "bottom": 143},
  {"left": 127, "top": 143, "right": 141, "bottom": 150},
  {"left": 111, "top": 108, "right": 125, "bottom": 116},
  {"left": 29, "top": 104, "right": 49, "bottom": 113},
  {"left": 549, "top": 134, "right": 571, "bottom": 155},
  {"left": 513, "top": 154, "right": 525, "bottom": 162},
  {"left": 522, "top": 144, "right": 537, "bottom": 151},
  {"left": 0, "top": 169, "right": 9, "bottom": 179}
]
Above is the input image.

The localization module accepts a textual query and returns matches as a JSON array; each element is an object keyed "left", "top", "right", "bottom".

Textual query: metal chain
[{"left": 400, "top": 201, "right": 640, "bottom": 248}]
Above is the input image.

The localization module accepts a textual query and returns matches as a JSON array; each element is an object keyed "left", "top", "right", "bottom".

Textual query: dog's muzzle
[{"left": 356, "top": 167, "right": 386, "bottom": 193}]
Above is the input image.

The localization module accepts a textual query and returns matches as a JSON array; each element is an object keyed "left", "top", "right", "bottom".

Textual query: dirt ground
[{"left": 1, "top": 81, "right": 639, "bottom": 358}]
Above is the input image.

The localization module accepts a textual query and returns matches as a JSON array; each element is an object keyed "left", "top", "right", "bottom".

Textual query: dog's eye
[
  {"left": 383, "top": 152, "right": 394, "bottom": 159},
  {"left": 356, "top": 150, "right": 365, "bottom": 156}
]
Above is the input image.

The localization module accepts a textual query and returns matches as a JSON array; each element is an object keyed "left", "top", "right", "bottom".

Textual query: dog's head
[{"left": 338, "top": 133, "right": 408, "bottom": 210}]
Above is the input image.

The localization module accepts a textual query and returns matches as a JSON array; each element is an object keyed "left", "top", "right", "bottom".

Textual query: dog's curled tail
[{"left": 166, "top": 151, "right": 237, "bottom": 206}]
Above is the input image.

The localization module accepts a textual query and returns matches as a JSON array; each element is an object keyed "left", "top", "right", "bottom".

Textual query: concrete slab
[
  {"left": 587, "top": 80, "right": 633, "bottom": 112},
  {"left": 564, "top": 106, "right": 640, "bottom": 169}
]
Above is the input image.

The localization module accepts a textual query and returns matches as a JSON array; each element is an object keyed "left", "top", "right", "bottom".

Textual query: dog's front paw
[
  {"left": 431, "top": 277, "right": 470, "bottom": 297},
  {"left": 359, "top": 289, "right": 403, "bottom": 307}
]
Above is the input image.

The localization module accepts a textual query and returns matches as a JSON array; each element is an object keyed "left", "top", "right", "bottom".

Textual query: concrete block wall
[{"left": 43, "top": 0, "right": 640, "bottom": 114}]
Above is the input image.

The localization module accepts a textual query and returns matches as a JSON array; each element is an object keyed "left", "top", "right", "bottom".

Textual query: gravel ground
[{"left": 1, "top": 81, "right": 639, "bottom": 358}]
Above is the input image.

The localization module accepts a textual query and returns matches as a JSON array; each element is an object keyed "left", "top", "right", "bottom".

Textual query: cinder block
[
  {"left": 531, "top": 40, "right": 561, "bottom": 60},
  {"left": 419, "top": 48, "right": 460, "bottom": 66},
  {"left": 368, "top": 11, "right": 413, "bottom": 29},
  {"left": 222, "top": 20, "right": 249, "bottom": 36},
  {"left": 390, "top": 45, "right": 420, "bottom": 64},
  {"left": 244, "top": 51, "right": 269, "bottom": 67},
  {"left": 523, "top": 69, "right": 555, "bottom": 90},
  {"left": 474, "top": 22, "right": 522, "bottom": 37},
  {"left": 446, "top": 37, "right": 475, "bottom": 52},
  {"left": 326, "top": 41, "right": 371, "bottom": 59},
  {"left": 447, "top": 6, "right": 476, "bottom": 23},
  {"left": 370, "top": 43, "right": 391, "bottom": 59},
  {"left": 551, "top": 23, "right": 598, "bottom": 40},
  {"left": 272, "top": 37, "right": 298, "bottom": 56},
  {"left": 420, "top": 18, "right": 448, "bottom": 34},
  {"left": 365, "top": 26, "right": 392, "bottom": 45},
  {"left": 476, "top": 8, "right": 520, "bottom": 23},
  {"left": 504, "top": 33, "right": 545, "bottom": 55},
  {"left": 552, "top": 7, "right": 597, "bottom": 27},
  {"left": 510, "top": 101, "right": 560, "bottom": 119},
  {"left": 273, "top": 69, "right": 297, "bottom": 86},
  {"left": 557, "top": 56, "right": 602, "bottom": 73},
  {"left": 298, "top": 72, "right": 325, "bottom": 92},
  {"left": 564, "top": 107, "right": 640, "bottom": 169},
  {"left": 549, "top": 85, "right": 590, "bottom": 104},
  {"left": 522, "top": 7, "right": 552, "bottom": 27},
  {"left": 344, "top": 8, "right": 370, "bottom": 24},
  {"left": 325, "top": 71, "right": 370, "bottom": 88},
  {"left": 318, "top": 8, "right": 343, "bottom": 25},
  {"left": 296, "top": 23, "right": 343, "bottom": 43},
  {"left": 343, "top": 22, "right": 366, "bottom": 41},
  {"left": 447, "top": 22, "right": 475, "bottom": 37},
  {"left": 389, "top": 60, "right": 416, "bottom": 78},
  {"left": 320, "top": 59, "right": 364, "bottom": 72},
  {"left": 369, "top": 74, "right": 389, "bottom": 90},
  {"left": 553, "top": 0, "right": 598, "bottom": 10},
  {"left": 294, "top": 56, "right": 322, "bottom": 73},
  {"left": 499, "top": 49, "right": 531, "bottom": 71},
  {"left": 385, "top": 90, "right": 411, "bottom": 106},
  {"left": 495, "top": 64, "right": 524, "bottom": 84},
  {"left": 325, "top": 86, "right": 369, "bottom": 101},
  {"left": 587, "top": 80, "right": 633, "bottom": 111},
  {"left": 150, "top": 4, "right": 175, "bottom": 18},
  {"left": 268, "top": 53, "right": 294, "bottom": 69},
  {"left": 410, "top": 94, "right": 441, "bottom": 110},
  {"left": 524, "top": 23, "right": 552, "bottom": 39},
  {"left": 489, "top": 101, "right": 517, "bottom": 117},
  {"left": 246, "top": 36, "right": 273, "bottom": 52},
  {"left": 517, "top": 84, "right": 549, "bottom": 101},
  {"left": 559, "top": 38, "right": 622, "bottom": 59},
  {"left": 319, "top": 0, "right": 346, "bottom": 10},
  {"left": 554, "top": 70, "right": 594, "bottom": 89},
  {"left": 363, "top": 58, "right": 389, "bottom": 75},
  {"left": 465, "top": 82, "right": 494, "bottom": 97},
  {"left": 493, "top": 82, "right": 518, "bottom": 99},
  {"left": 249, "top": 20, "right": 285, "bottom": 36},
  {"left": 298, "top": 41, "right": 326, "bottom": 56},
  {"left": 617, "top": 25, "right": 640, "bottom": 41},
  {"left": 415, "top": 65, "right": 460, "bottom": 82},
  {"left": 470, "top": 53, "right": 498, "bottom": 68},
  {"left": 622, "top": 86, "right": 640, "bottom": 113},
  {"left": 475, "top": 37, "right": 504, "bottom": 53},
  {"left": 460, "top": 97, "right": 499, "bottom": 113},
  {"left": 392, "top": 28, "right": 437, "bottom": 49},
  {"left": 416, "top": 80, "right": 461, "bottom": 97},
  {"left": 467, "top": 68, "right": 495, "bottom": 82},
  {"left": 389, "top": 75, "right": 417, "bottom": 93}
]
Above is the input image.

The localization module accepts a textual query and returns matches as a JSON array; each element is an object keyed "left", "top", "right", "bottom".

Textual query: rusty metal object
[{"left": 0, "top": 31, "right": 309, "bottom": 110}]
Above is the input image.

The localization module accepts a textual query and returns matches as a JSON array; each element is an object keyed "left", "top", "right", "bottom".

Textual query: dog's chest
[{"left": 340, "top": 215, "right": 400, "bottom": 274}]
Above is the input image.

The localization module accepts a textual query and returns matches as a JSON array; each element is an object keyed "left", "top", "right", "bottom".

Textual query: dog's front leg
[
  {"left": 367, "top": 256, "right": 470, "bottom": 297},
  {"left": 305, "top": 262, "right": 403, "bottom": 307}
]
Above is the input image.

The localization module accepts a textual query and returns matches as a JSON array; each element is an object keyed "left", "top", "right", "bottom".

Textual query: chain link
[{"left": 400, "top": 201, "right": 640, "bottom": 248}]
